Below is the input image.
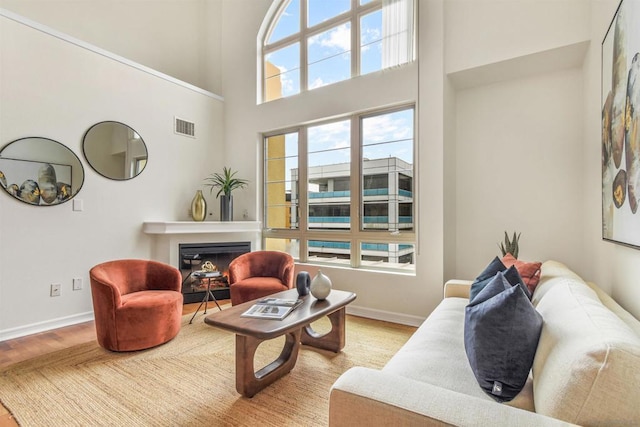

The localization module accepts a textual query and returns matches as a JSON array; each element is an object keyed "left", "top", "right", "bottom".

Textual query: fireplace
[{"left": 179, "top": 242, "right": 251, "bottom": 303}]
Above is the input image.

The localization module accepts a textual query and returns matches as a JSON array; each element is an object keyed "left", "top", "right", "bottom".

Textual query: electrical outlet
[
  {"left": 50, "top": 283, "right": 61, "bottom": 297},
  {"left": 73, "top": 277, "right": 82, "bottom": 290}
]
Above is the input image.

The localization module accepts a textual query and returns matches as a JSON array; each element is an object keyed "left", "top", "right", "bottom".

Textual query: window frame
[
  {"left": 262, "top": 104, "right": 416, "bottom": 272},
  {"left": 262, "top": 0, "right": 384, "bottom": 103}
]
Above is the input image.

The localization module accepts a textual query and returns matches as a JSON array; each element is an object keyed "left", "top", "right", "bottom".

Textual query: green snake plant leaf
[{"left": 498, "top": 231, "right": 521, "bottom": 259}]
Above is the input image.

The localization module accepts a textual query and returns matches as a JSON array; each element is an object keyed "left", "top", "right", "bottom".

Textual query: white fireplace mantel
[
  {"left": 143, "top": 221, "right": 262, "bottom": 266},
  {"left": 142, "top": 221, "right": 262, "bottom": 235}
]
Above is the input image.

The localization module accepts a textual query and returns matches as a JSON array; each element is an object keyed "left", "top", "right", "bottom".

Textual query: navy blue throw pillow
[
  {"left": 502, "top": 265, "right": 531, "bottom": 300},
  {"left": 470, "top": 258, "right": 531, "bottom": 302},
  {"left": 464, "top": 271, "right": 542, "bottom": 402},
  {"left": 469, "top": 257, "right": 506, "bottom": 302}
]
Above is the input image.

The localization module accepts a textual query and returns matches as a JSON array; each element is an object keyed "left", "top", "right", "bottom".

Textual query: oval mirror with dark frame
[
  {"left": 0, "top": 137, "right": 84, "bottom": 206},
  {"left": 82, "top": 121, "right": 148, "bottom": 180}
]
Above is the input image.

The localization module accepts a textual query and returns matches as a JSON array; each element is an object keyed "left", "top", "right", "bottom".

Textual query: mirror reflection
[
  {"left": 0, "top": 137, "right": 84, "bottom": 206},
  {"left": 82, "top": 121, "right": 148, "bottom": 180}
]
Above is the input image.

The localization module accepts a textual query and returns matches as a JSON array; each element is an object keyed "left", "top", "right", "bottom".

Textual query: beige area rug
[{"left": 0, "top": 313, "right": 415, "bottom": 427}]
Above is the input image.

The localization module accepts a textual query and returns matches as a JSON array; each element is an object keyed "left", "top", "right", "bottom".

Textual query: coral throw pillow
[{"left": 502, "top": 253, "right": 541, "bottom": 295}]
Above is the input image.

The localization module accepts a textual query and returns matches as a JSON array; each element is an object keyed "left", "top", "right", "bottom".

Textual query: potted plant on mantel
[{"left": 204, "top": 166, "right": 249, "bottom": 221}]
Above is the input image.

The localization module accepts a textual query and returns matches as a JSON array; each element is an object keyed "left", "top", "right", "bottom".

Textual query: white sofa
[{"left": 329, "top": 261, "right": 640, "bottom": 426}]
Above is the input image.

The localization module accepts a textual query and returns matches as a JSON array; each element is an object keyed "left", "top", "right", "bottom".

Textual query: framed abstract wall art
[{"left": 602, "top": 0, "right": 640, "bottom": 248}]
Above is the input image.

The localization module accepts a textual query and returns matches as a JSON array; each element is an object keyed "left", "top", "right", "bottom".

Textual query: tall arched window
[{"left": 261, "top": 0, "right": 416, "bottom": 103}]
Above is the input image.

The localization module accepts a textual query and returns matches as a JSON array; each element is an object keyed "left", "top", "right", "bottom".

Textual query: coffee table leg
[
  {"left": 235, "top": 329, "right": 301, "bottom": 398},
  {"left": 300, "top": 307, "right": 346, "bottom": 352}
]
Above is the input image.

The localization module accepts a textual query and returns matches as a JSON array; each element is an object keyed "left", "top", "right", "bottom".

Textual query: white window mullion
[
  {"left": 300, "top": 0, "right": 308, "bottom": 93},
  {"left": 352, "top": 0, "right": 359, "bottom": 78},
  {"left": 299, "top": 126, "right": 309, "bottom": 262},
  {"left": 412, "top": 103, "right": 419, "bottom": 256},
  {"left": 264, "top": 33, "right": 303, "bottom": 53},
  {"left": 350, "top": 115, "right": 361, "bottom": 268}
]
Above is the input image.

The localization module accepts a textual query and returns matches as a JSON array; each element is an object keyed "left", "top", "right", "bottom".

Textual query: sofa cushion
[
  {"left": 531, "top": 260, "right": 590, "bottom": 307},
  {"left": 464, "top": 272, "right": 542, "bottom": 402},
  {"left": 502, "top": 253, "right": 542, "bottom": 295},
  {"left": 383, "top": 296, "right": 535, "bottom": 411},
  {"left": 532, "top": 270, "right": 640, "bottom": 425},
  {"left": 586, "top": 280, "right": 640, "bottom": 336}
]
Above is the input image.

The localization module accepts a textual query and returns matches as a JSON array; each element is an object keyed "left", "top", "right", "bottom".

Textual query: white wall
[
  {"left": 442, "top": 0, "right": 589, "bottom": 282},
  {"left": 444, "top": 0, "right": 640, "bottom": 321},
  {"left": 454, "top": 68, "right": 584, "bottom": 278},
  {"left": 0, "top": 13, "right": 224, "bottom": 336},
  {"left": 444, "top": 0, "right": 590, "bottom": 74},
  {"left": 0, "top": 0, "right": 223, "bottom": 94}
]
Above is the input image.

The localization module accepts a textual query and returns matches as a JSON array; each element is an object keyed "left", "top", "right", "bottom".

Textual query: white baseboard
[
  {"left": 346, "top": 304, "right": 425, "bottom": 327},
  {"left": 0, "top": 311, "right": 94, "bottom": 342}
]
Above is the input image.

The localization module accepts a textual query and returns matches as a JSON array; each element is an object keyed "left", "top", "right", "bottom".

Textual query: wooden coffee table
[{"left": 204, "top": 289, "right": 356, "bottom": 397}]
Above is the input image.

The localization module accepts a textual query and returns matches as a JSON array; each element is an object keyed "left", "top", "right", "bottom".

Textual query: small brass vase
[{"left": 191, "top": 190, "right": 207, "bottom": 221}]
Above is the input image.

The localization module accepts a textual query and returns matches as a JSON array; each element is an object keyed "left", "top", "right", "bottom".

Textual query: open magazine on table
[{"left": 241, "top": 297, "right": 304, "bottom": 320}]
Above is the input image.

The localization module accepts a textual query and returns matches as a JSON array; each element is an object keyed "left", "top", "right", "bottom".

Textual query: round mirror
[
  {"left": 82, "top": 121, "right": 148, "bottom": 180},
  {"left": 0, "top": 137, "right": 84, "bottom": 206}
]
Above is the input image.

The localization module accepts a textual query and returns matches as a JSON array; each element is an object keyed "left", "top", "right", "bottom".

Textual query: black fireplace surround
[{"left": 179, "top": 242, "right": 251, "bottom": 304}]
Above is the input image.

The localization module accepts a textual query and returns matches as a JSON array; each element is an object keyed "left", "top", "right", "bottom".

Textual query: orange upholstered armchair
[
  {"left": 228, "top": 251, "right": 295, "bottom": 305},
  {"left": 89, "top": 259, "right": 183, "bottom": 352}
]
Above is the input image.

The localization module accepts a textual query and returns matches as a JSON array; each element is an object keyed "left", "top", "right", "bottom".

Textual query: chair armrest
[
  {"left": 443, "top": 279, "right": 472, "bottom": 299},
  {"left": 330, "top": 368, "right": 577, "bottom": 427}
]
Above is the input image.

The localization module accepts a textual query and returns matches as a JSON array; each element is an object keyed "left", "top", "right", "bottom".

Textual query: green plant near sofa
[{"left": 498, "top": 230, "right": 520, "bottom": 259}]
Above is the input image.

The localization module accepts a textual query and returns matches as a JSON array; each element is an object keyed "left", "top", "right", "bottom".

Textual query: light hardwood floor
[{"left": 0, "top": 301, "right": 223, "bottom": 427}]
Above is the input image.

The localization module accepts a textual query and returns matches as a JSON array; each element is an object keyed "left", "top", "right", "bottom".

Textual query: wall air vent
[{"left": 174, "top": 117, "right": 195, "bottom": 138}]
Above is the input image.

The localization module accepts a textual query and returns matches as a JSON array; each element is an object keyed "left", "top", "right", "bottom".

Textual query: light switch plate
[
  {"left": 73, "top": 199, "right": 83, "bottom": 211},
  {"left": 50, "top": 284, "right": 61, "bottom": 297}
]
